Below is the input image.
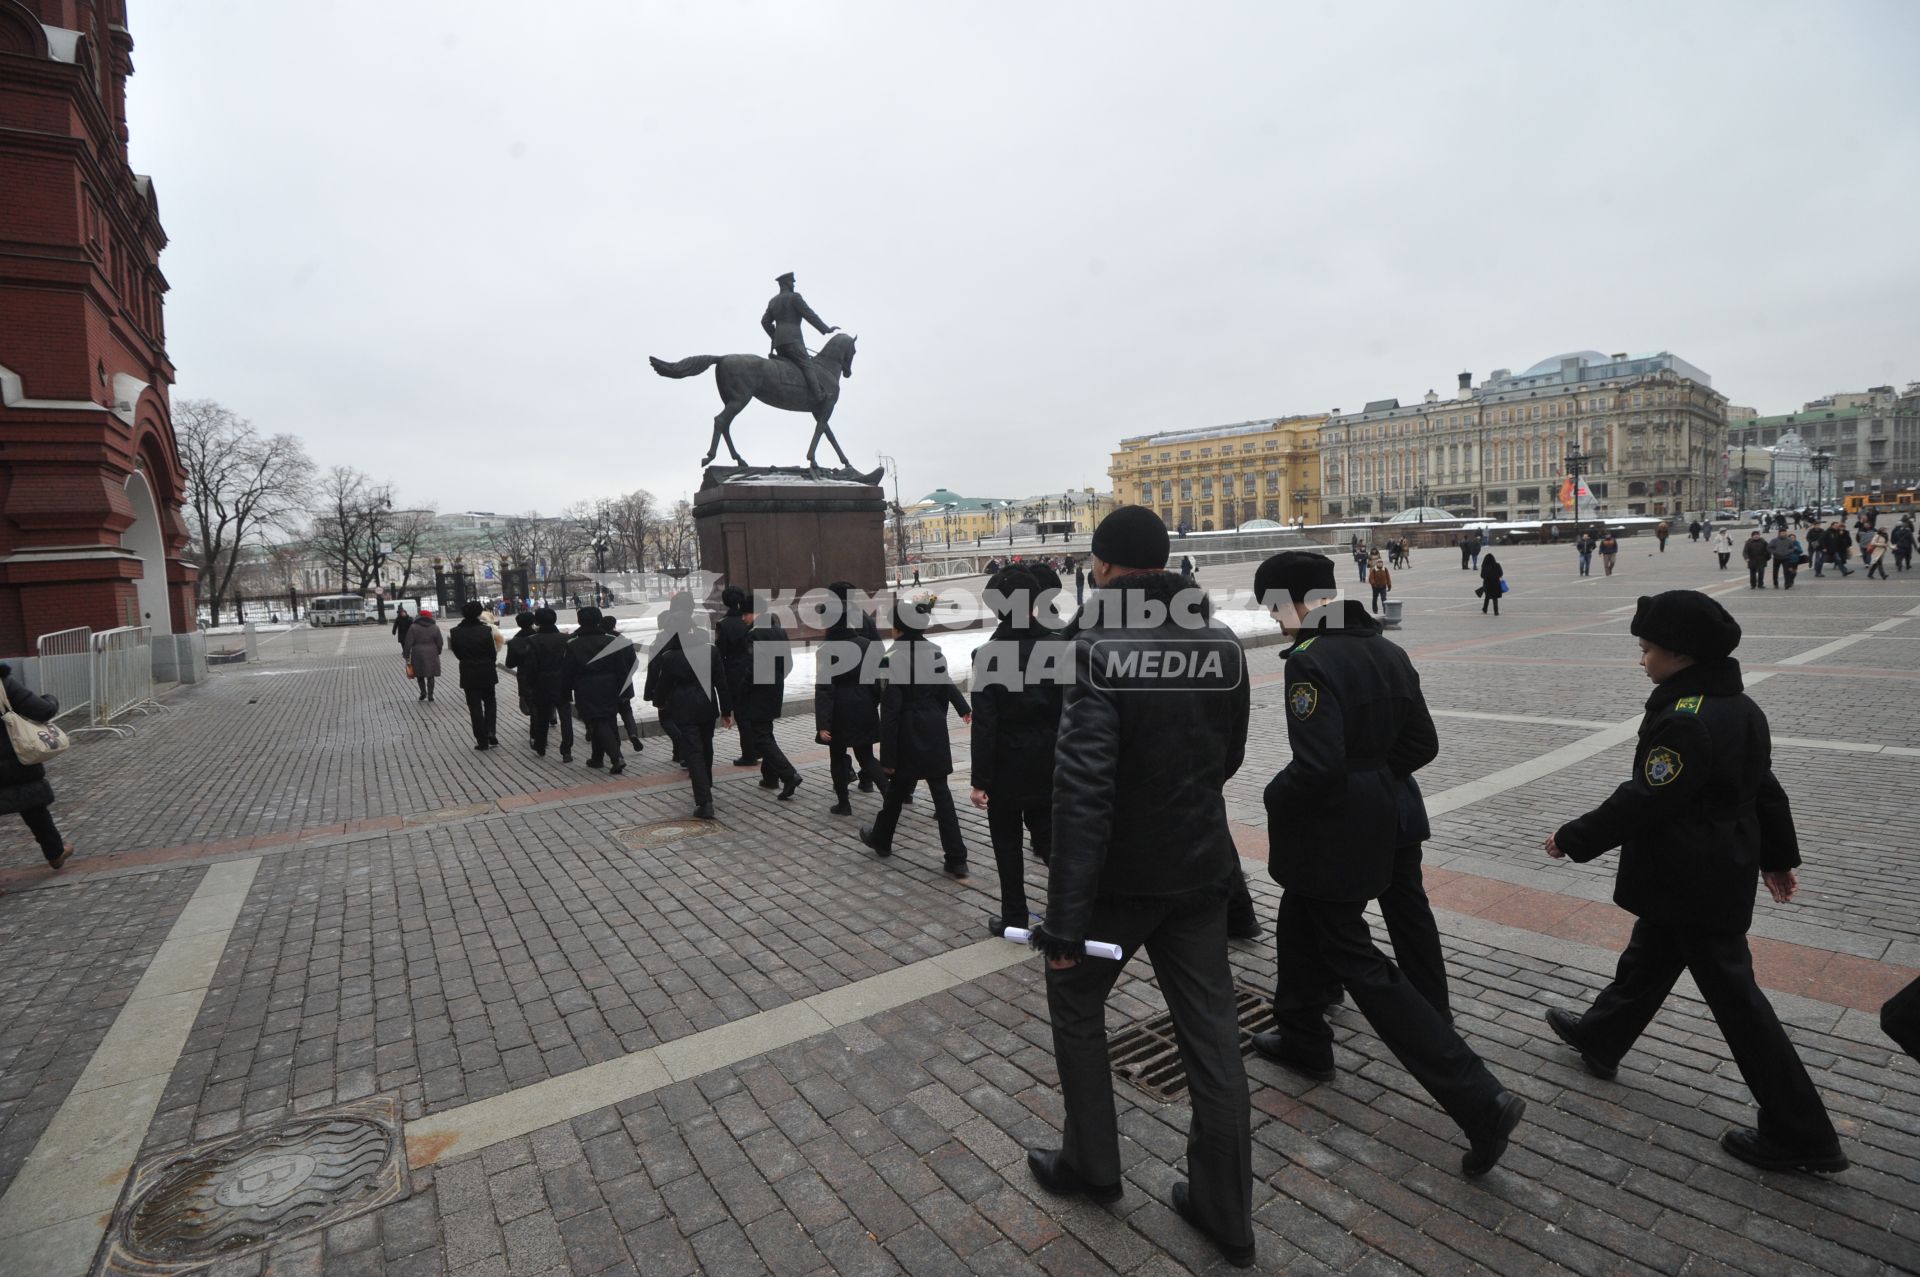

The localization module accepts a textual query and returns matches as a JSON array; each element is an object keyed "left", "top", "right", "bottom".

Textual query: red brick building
[{"left": 0, "top": 0, "right": 194, "bottom": 656}]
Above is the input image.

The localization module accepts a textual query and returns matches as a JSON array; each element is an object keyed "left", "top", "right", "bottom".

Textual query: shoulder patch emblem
[
  {"left": 1674, "top": 695, "right": 1703, "bottom": 714},
  {"left": 1288, "top": 682, "right": 1319, "bottom": 720},
  {"left": 1291, "top": 636, "right": 1318, "bottom": 655},
  {"left": 1644, "top": 746, "right": 1683, "bottom": 787}
]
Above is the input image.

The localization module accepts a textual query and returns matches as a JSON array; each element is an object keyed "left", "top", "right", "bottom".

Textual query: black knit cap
[
  {"left": 1630, "top": 590, "right": 1742, "bottom": 660},
  {"left": 1253, "top": 551, "right": 1337, "bottom": 606},
  {"left": 461, "top": 600, "right": 484, "bottom": 621},
  {"left": 1090, "top": 506, "right": 1169, "bottom": 570}
]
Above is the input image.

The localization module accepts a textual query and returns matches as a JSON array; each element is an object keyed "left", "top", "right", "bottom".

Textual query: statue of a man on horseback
[{"left": 649, "top": 271, "right": 880, "bottom": 483}]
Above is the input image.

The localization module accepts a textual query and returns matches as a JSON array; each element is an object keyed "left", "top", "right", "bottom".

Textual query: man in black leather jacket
[
  {"left": 1543, "top": 590, "right": 1846, "bottom": 1175},
  {"left": 1027, "top": 506, "right": 1256, "bottom": 1269},
  {"left": 1250, "top": 551, "right": 1525, "bottom": 1179}
]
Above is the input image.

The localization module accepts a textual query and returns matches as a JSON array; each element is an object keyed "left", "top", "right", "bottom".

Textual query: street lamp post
[
  {"left": 1811, "top": 452, "right": 1831, "bottom": 513},
  {"left": 1565, "top": 443, "right": 1594, "bottom": 529}
]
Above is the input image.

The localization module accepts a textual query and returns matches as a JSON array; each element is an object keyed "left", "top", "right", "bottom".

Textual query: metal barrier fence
[
  {"left": 91, "top": 625, "right": 165, "bottom": 733},
  {"left": 34, "top": 626, "right": 96, "bottom": 730}
]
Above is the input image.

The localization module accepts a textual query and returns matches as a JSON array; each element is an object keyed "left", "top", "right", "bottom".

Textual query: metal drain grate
[
  {"left": 97, "top": 1096, "right": 408, "bottom": 1276},
  {"left": 1110, "top": 984, "right": 1276, "bottom": 1103},
  {"left": 616, "top": 818, "right": 724, "bottom": 850}
]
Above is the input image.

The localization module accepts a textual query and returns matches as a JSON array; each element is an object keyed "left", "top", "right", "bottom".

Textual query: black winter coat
[
  {"left": 503, "top": 629, "right": 537, "bottom": 699},
  {"left": 0, "top": 665, "right": 58, "bottom": 814},
  {"left": 448, "top": 620, "right": 499, "bottom": 688},
  {"left": 715, "top": 611, "right": 753, "bottom": 704},
  {"left": 876, "top": 639, "right": 970, "bottom": 780},
  {"left": 525, "top": 629, "right": 570, "bottom": 699},
  {"left": 1048, "top": 573, "right": 1250, "bottom": 946},
  {"left": 969, "top": 627, "right": 1066, "bottom": 803},
  {"left": 566, "top": 630, "right": 635, "bottom": 716},
  {"left": 740, "top": 619, "right": 791, "bottom": 723},
  {"left": 1741, "top": 536, "right": 1770, "bottom": 567},
  {"left": 643, "top": 634, "right": 731, "bottom": 726},
  {"left": 1555, "top": 659, "right": 1797, "bottom": 934},
  {"left": 1477, "top": 557, "right": 1503, "bottom": 597},
  {"left": 813, "top": 629, "right": 880, "bottom": 746},
  {"left": 1265, "top": 602, "right": 1439, "bottom": 902}
]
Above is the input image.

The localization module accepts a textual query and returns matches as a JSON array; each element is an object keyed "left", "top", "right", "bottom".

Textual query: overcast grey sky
[{"left": 129, "top": 0, "right": 1919, "bottom": 514}]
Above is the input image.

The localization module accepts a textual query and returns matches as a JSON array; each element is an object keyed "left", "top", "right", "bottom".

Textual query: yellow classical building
[{"left": 1109, "top": 416, "right": 1327, "bottom": 529}]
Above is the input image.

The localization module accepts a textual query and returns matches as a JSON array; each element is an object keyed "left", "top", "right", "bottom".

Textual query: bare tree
[
  {"left": 305, "top": 466, "right": 394, "bottom": 596},
  {"left": 386, "top": 507, "right": 438, "bottom": 597},
  {"left": 609, "top": 489, "right": 659, "bottom": 572},
  {"left": 647, "top": 499, "right": 697, "bottom": 574},
  {"left": 177, "top": 399, "right": 314, "bottom": 623}
]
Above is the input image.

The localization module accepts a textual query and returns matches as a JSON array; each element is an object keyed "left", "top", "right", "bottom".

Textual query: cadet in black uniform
[
  {"left": 1884, "top": 977, "right": 1920, "bottom": 1061},
  {"left": 1030, "top": 508, "right": 1256, "bottom": 1268},
  {"left": 1250, "top": 551, "right": 1525, "bottom": 1177},
  {"left": 1543, "top": 590, "right": 1847, "bottom": 1175}
]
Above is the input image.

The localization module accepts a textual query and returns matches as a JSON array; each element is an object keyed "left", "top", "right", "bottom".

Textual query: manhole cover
[
  {"left": 616, "top": 818, "right": 724, "bottom": 849},
  {"left": 1111, "top": 984, "right": 1276, "bottom": 1103},
  {"left": 96, "top": 1096, "right": 408, "bottom": 1276}
]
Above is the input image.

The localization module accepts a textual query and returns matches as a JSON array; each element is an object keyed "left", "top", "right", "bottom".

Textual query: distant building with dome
[{"left": 1320, "top": 352, "right": 1727, "bottom": 523}]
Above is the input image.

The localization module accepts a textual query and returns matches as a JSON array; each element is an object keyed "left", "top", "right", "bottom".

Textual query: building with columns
[
  {"left": 0, "top": 0, "right": 195, "bottom": 653},
  {"left": 1725, "top": 385, "right": 1918, "bottom": 501},
  {"left": 1320, "top": 352, "right": 1726, "bottom": 523},
  {"left": 1108, "top": 415, "right": 1326, "bottom": 529}
]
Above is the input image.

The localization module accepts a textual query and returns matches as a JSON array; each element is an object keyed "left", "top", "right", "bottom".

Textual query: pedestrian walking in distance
[
  {"left": 0, "top": 661, "right": 74, "bottom": 870},
  {"left": 644, "top": 593, "right": 733, "bottom": 818},
  {"left": 971, "top": 565, "right": 1062, "bottom": 932},
  {"left": 1029, "top": 507, "right": 1257, "bottom": 1267},
  {"left": 1477, "top": 552, "right": 1504, "bottom": 615},
  {"left": 1367, "top": 551, "right": 1392, "bottom": 615},
  {"left": 742, "top": 604, "right": 800, "bottom": 800},
  {"left": 1742, "top": 530, "right": 1769, "bottom": 588},
  {"left": 449, "top": 601, "right": 500, "bottom": 749},
  {"left": 526, "top": 608, "right": 572, "bottom": 761},
  {"left": 1542, "top": 591, "right": 1847, "bottom": 1175},
  {"left": 564, "top": 604, "right": 634, "bottom": 774},
  {"left": 815, "top": 580, "right": 883, "bottom": 815},
  {"left": 1252, "top": 551, "right": 1525, "bottom": 1178},
  {"left": 407, "top": 609, "right": 443, "bottom": 701},
  {"left": 860, "top": 600, "right": 972, "bottom": 876},
  {"left": 1714, "top": 528, "right": 1734, "bottom": 570}
]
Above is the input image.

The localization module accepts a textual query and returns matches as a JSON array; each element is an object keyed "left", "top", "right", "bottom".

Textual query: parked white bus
[{"left": 307, "top": 594, "right": 370, "bottom": 626}]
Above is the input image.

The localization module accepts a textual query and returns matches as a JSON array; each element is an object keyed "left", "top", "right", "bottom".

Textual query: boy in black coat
[
  {"left": 526, "top": 608, "right": 572, "bottom": 761},
  {"left": 448, "top": 600, "right": 500, "bottom": 749},
  {"left": 503, "top": 610, "right": 539, "bottom": 748},
  {"left": 742, "top": 607, "right": 800, "bottom": 799},
  {"left": 564, "top": 605, "right": 634, "bottom": 773},
  {"left": 814, "top": 581, "right": 884, "bottom": 815},
  {"left": 643, "top": 594, "right": 732, "bottom": 817},
  {"left": 859, "top": 600, "right": 971, "bottom": 876},
  {"left": 1544, "top": 590, "right": 1846, "bottom": 1175}
]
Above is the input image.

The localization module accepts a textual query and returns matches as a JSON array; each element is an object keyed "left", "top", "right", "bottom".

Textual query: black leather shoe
[
  {"left": 1545, "top": 1008, "right": 1617, "bottom": 1080},
  {"left": 1025, "top": 1148, "right": 1121, "bottom": 1205},
  {"left": 586, "top": 758, "right": 603, "bottom": 769},
  {"left": 473, "top": 741, "right": 490, "bottom": 750},
  {"left": 1171, "top": 1181, "right": 1254, "bottom": 1268},
  {"left": 857, "top": 779, "right": 875, "bottom": 793},
  {"left": 1720, "top": 1127, "right": 1848, "bottom": 1174},
  {"left": 694, "top": 803, "right": 715, "bottom": 820},
  {"left": 943, "top": 859, "right": 968, "bottom": 879},
  {"left": 758, "top": 777, "right": 781, "bottom": 789},
  {"left": 1462, "top": 1092, "right": 1527, "bottom": 1177},
  {"left": 829, "top": 799, "right": 853, "bottom": 816},
  {"left": 778, "top": 777, "right": 801, "bottom": 801},
  {"left": 1248, "top": 1031, "right": 1333, "bottom": 1083},
  {"left": 732, "top": 756, "right": 758, "bottom": 767},
  {"left": 608, "top": 762, "right": 625, "bottom": 775},
  {"left": 1228, "top": 921, "right": 1264, "bottom": 942},
  {"left": 559, "top": 752, "right": 572, "bottom": 763},
  {"left": 629, "top": 734, "right": 643, "bottom": 750},
  {"left": 859, "top": 827, "right": 891, "bottom": 857}
]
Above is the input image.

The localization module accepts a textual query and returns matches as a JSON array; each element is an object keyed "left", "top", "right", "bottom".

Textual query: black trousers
[
  {"left": 582, "top": 713, "right": 622, "bottom": 768},
  {"left": 828, "top": 741, "right": 882, "bottom": 798},
  {"left": 751, "top": 717, "right": 796, "bottom": 785},
  {"left": 1748, "top": 563, "right": 1766, "bottom": 587},
  {"left": 1574, "top": 917, "right": 1839, "bottom": 1152},
  {"left": 464, "top": 685, "right": 497, "bottom": 745},
  {"left": 20, "top": 804, "right": 62, "bottom": 861},
  {"left": 1272, "top": 845, "right": 1448, "bottom": 1020},
  {"left": 1047, "top": 890, "right": 1252, "bottom": 1250},
  {"left": 674, "top": 719, "right": 716, "bottom": 805},
  {"left": 987, "top": 796, "right": 1051, "bottom": 924},
  {"left": 1273, "top": 890, "right": 1506, "bottom": 1139},
  {"left": 734, "top": 712, "right": 758, "bottom": 762},
  {"left": 661, "top": 716, "right": 688, "bottom": 761},
  {"left": 1883, "top": 975, "right": 1920, "bottom": 1061},
  {"left": 617, "top": 697, "right": 640, "bottom": 741},
  {"left": 868, "top": 773, "right": 965, "bottom": 860},
  {"left": 530, "top": 691, "right": 572, "bottom": 756},
  {"left": 1717, "top": 552, "right": 1731, "bottom": 569},
  {"left": 1771, "top": 559, "right": 1787, "bottom": 586}
]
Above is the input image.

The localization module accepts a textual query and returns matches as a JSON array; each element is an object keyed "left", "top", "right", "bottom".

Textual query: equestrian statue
[{"left": 649, "top": 271, "right": 880, "bottom": 483}]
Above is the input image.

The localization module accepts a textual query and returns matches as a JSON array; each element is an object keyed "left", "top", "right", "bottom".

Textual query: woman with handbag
[
  {"left": 0, "top": 663, "right": 74, "bottom": 869},
  {"left": 1478, "top": 553, "right": 1505, "bottom": 616}
]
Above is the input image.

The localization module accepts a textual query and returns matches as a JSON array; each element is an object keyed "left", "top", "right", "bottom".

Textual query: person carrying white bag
[{"left": 0, "top": 662, "right": 73, "bottom": 871}]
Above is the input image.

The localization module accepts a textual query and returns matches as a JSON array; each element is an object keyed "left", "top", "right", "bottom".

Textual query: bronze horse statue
[{"left": 649, "top": 332, "right": 871, "bottom": 478}]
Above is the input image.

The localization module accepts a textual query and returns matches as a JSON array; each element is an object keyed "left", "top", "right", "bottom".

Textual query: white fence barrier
[
  {"left": 91, "top": 625, "right": 164, "bottom": 733},
  {"left": 34, "top": 626, "right": 95, "bottom": 730}
]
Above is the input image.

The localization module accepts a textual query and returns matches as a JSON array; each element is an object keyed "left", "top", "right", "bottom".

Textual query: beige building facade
[
  {"left": 1321, "top": 351, "right": 1727, "bottom": 522},
  {"left": 1109, "top": 415, "right": 1327, "bottom": 530}
]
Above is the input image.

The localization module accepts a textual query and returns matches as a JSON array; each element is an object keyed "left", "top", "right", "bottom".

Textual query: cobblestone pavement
[{"left": 0, "top": 539, "right": 1916, "bottom": 1274}]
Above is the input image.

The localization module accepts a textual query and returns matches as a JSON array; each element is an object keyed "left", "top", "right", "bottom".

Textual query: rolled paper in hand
[{"left": 999, "top": 927, "right": 1124, "bottom": 962}]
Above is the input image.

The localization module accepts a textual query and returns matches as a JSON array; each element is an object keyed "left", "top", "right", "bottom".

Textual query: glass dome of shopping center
[{"left": 1385, "top": 506, "right": 1460, "bottom": 523}]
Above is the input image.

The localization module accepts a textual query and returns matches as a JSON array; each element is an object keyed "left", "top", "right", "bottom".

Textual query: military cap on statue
[{"left": 775, "top": 271, "right": 796, "bottom": 285}]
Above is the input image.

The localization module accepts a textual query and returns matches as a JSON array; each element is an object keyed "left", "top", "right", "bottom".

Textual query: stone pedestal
[{"left": 693, "top": 473, "right": 887, "bottom": 606}]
